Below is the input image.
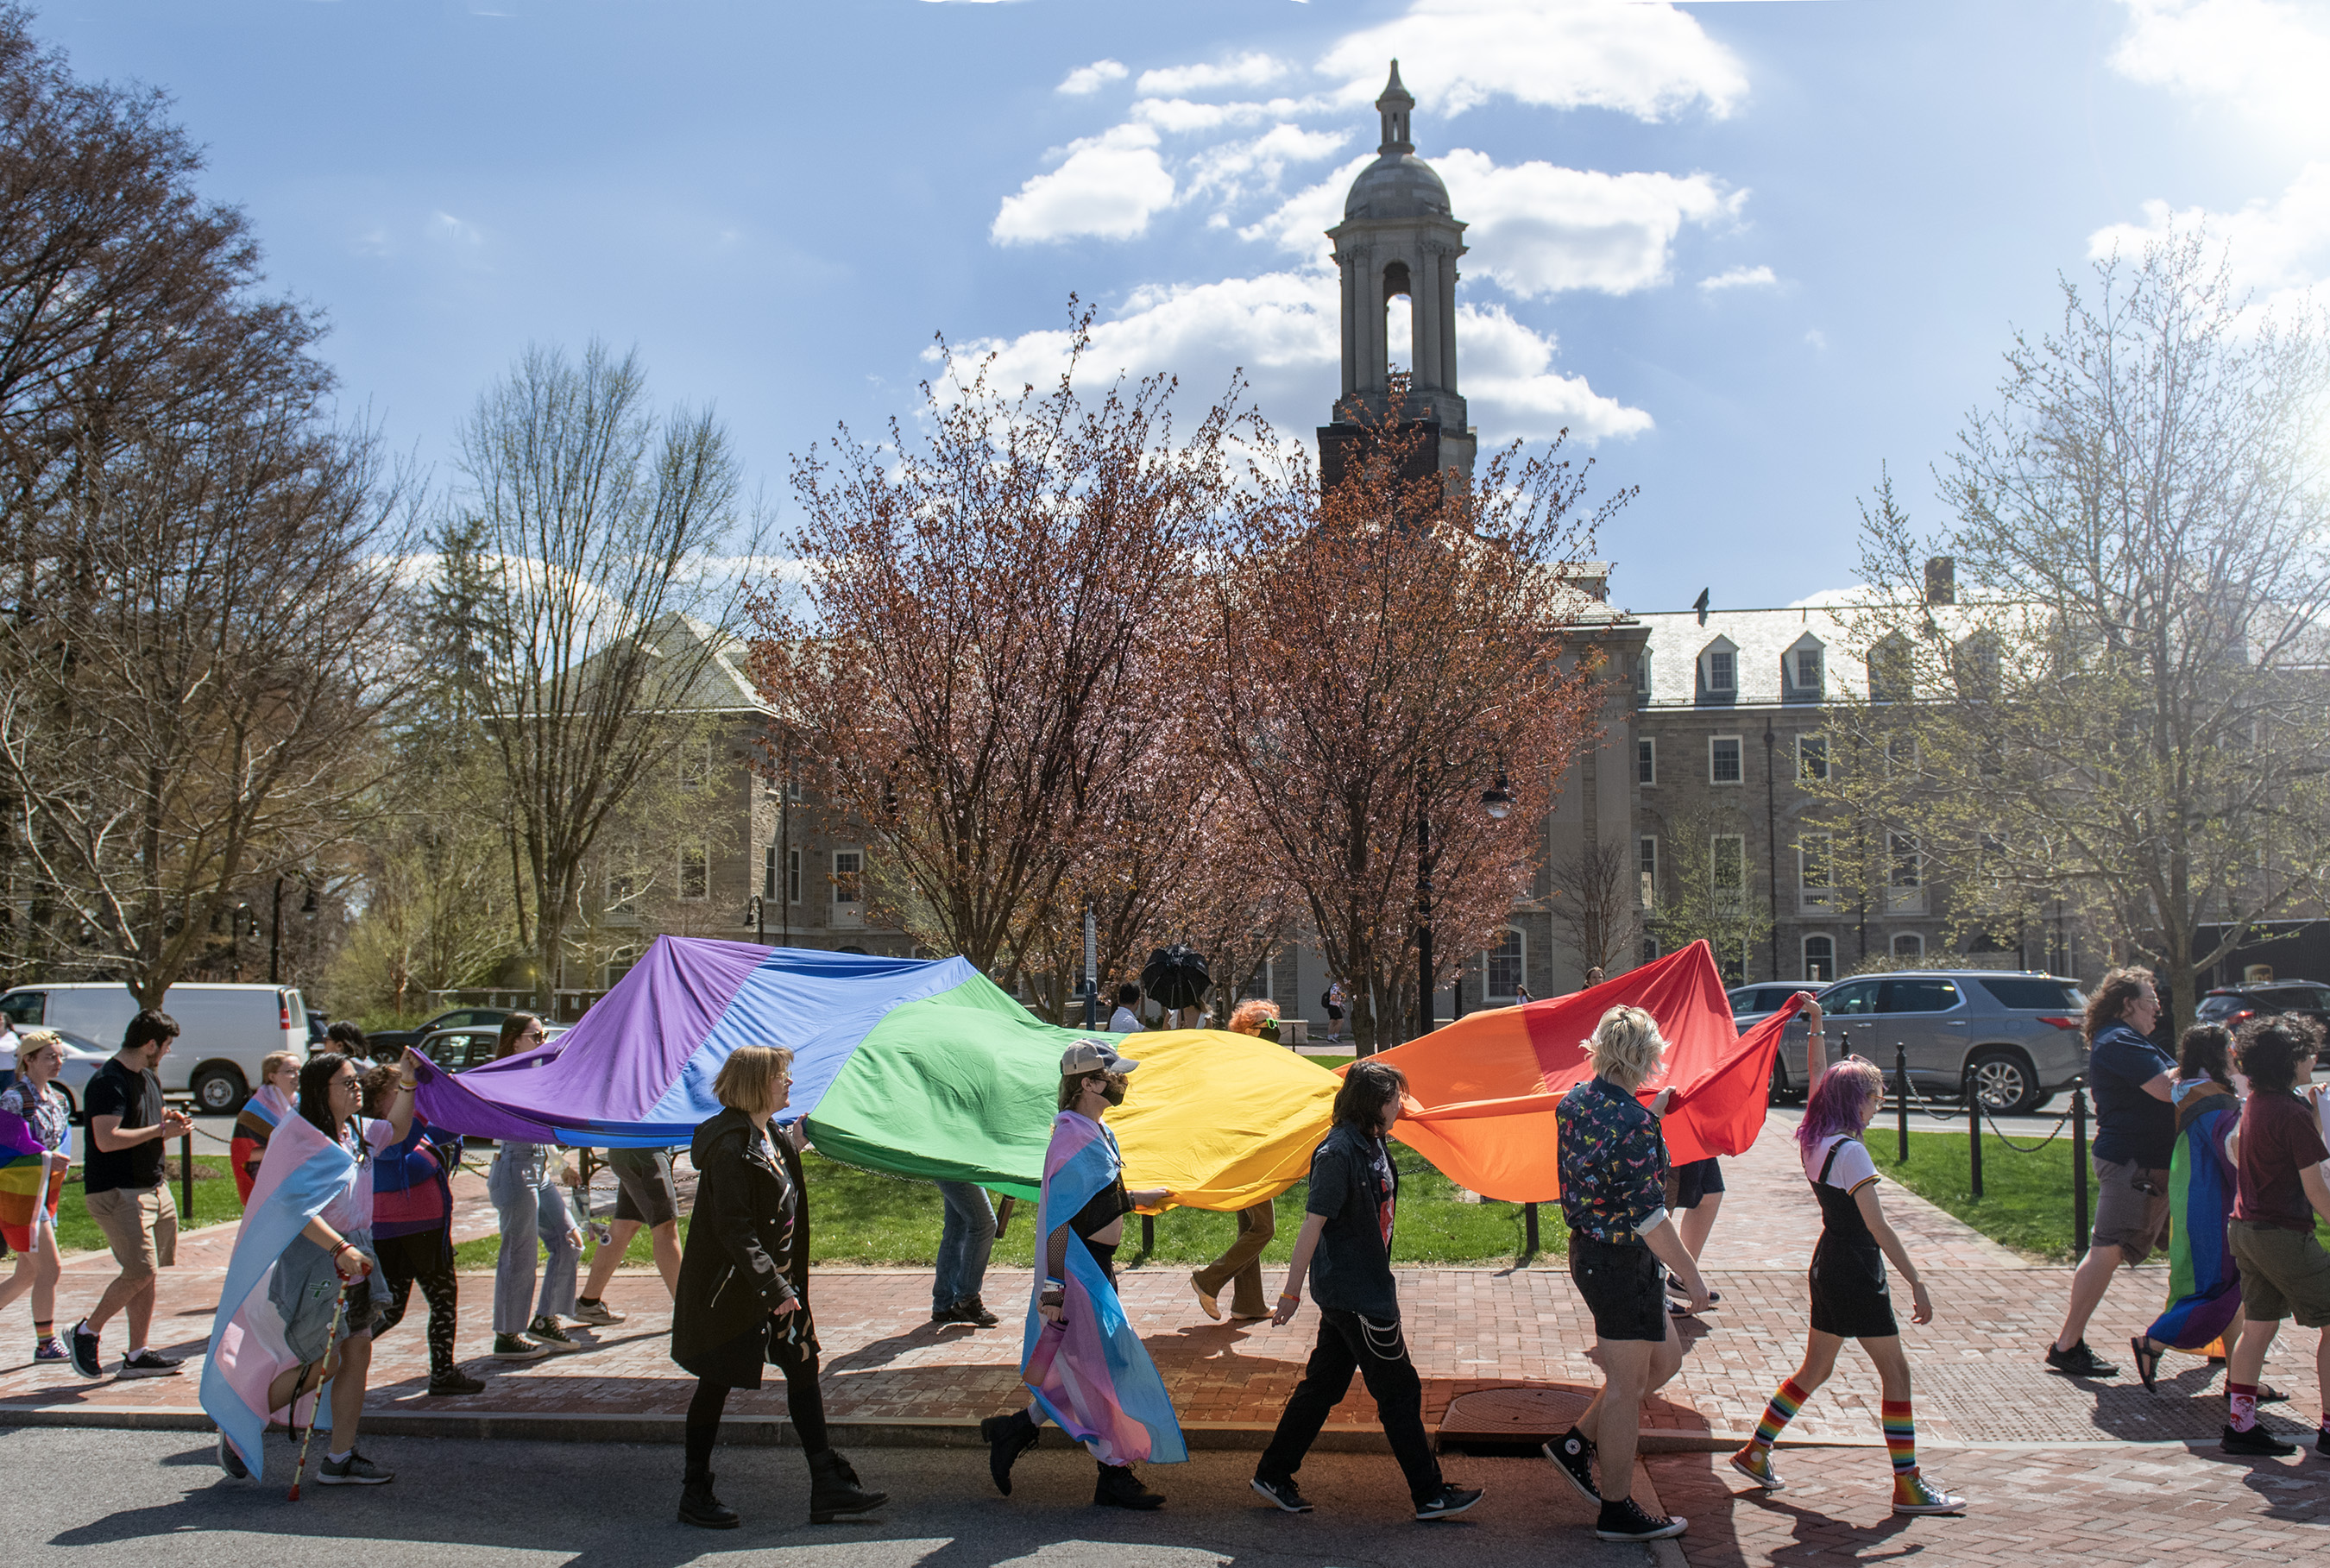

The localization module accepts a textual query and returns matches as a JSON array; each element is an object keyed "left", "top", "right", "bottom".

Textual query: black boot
[
  {"left": 678, "top": 1464, "right": 740, "bottom": 1529},
  {"left": 807, "top": 1448, "right": 888, "bottom": 1523},
  {"left": 1094, "top": 1461, "right": 1165, "bottom": 1510},
  {"left": 980, "top": 1409, "right": 1040, "bottom": 1496}
]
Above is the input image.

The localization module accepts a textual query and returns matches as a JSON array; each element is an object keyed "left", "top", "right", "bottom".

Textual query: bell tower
[{"left": 1319, "top": 60, "right": 1475, "bottom": 491}]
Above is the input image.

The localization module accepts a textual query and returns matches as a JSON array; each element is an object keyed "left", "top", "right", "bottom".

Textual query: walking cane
[{"left": 287, "top": 1288, "right": 350, "bottom": 1502}]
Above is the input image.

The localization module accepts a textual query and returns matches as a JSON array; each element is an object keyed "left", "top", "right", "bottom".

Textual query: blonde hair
[
  {"left": 14, "top": 1029, "right": 62, "bottom": 1064},
  {"left": 1226, "top": 999, "right": 1280, "bottom": 1036},
  {"left": 714, "top": 1044, "right": 795, "bottom": 1112},
  {"left": 261, "top": 1050, "right": 300, "bottom": 1083},
  {"left": 1587, "top": 1004, "right": 1667, "bottom": 1092}
]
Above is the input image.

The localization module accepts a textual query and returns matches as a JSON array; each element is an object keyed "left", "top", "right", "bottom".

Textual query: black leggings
[
  {"left": 684, "top": 1355, "right": 830, "bottom": 1470},
  {"left": 373, "top": 1229, "right": 458, "bottom": 1376}
]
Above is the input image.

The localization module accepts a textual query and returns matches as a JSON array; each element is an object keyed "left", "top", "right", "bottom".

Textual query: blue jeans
[
  {"left": 488, "top": 1143, "right": 578, "bottom": 1335},
  {"left": 932, "top": 1181, "right": 997, "bottom": 1310}
]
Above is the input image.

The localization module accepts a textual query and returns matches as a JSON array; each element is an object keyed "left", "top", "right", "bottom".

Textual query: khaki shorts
[
  {"left": 2089, "top": 1156, "right": 2170, "bottom": 1265},
  {"left": 85, "top": 1184, "right": 178, "bottom": 1280},
  {"left": 2229, "top": 1219, "right": 2330, "bottom": 1329}
]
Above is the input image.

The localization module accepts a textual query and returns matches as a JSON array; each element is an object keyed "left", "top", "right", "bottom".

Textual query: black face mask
[{"left": 1101, "top": 1075, "right": 1128, "bottom": 1107}]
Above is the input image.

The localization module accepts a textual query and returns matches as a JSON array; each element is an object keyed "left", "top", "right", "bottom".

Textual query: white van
[{"left": 0, "top": 982, "right": 306, "bottom": 1114}]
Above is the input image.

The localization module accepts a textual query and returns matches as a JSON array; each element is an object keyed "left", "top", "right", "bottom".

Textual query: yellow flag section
[{"left": 1109, "top": 1030, "right": 1339, "bottom": 1212}]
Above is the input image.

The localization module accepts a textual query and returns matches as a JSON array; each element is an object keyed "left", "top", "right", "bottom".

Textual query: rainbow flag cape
[
  {"left": 412, "top": 936, "right": 1338, "bottom": 1212},
  {"left": 2144, "top": 1081, "right": 2243, "bottom": 1351},
  {"left": 200, "top": 1111, "right": 362, "bottom": 1477},
  {"left": 1363, "top": 941, "right": 1796, "bottom": 1202},
  {"left": 0, "top": 1095, "right": 68, "bottom": 1231},
  {"left": 1018, "top": 1110, "right": 1187, "bottom": 1466}
]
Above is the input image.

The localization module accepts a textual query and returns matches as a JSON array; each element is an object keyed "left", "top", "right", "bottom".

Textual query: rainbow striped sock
[
  {"left": 1881, "top": 1399, "right": 1918, "bottom": 1478},
  {"left": 1751, "top": 1377, "right": 1810, "bottom": 1451}
]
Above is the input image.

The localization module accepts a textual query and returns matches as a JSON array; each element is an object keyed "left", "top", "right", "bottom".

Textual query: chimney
[{"left": 1924, "top": 556, "right": 1955, "bottom": 607}]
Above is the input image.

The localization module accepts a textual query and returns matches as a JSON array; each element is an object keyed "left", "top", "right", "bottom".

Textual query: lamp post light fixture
[
  {"left": 1415, "top": 765, "right": 1516, "bottom": 1044},
  {"left": 1481, "top": 772, "right": 1513, "bottom": 820},
  {"left": 746, "top": 894, "right": 766, "bottom": 945}
]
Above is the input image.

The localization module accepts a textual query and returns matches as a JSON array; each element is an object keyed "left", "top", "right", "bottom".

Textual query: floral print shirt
[
  {"left": 0, "top": 1080, "right": 70, "bottom": 1153},
  {"left": 1556, "top": 1075, "right": 1668, "bottom": 1245}
]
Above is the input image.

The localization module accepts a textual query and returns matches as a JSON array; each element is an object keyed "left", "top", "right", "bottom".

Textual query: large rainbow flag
[
  {"left": 0, "top": 1095, "right": 69, "bottom": 1237},
  {"left": 412, "top": 938, "right": 1338, "bottom": 1212}
]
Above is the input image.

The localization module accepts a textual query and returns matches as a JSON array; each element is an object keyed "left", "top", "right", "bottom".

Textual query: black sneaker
[
  {"left": 118, "top": 1349, "right": 184, "bottom": 1377},
  {"left": 1543, "top": 1427, "right": 1600, "bottom": 1504},
  {"left": 2317, "top": 1426, "right": 2330, "bottom": 1459},
  {"left": 1666, "top": 1271, "right": 1721, "bottom": 1306},
  {"left": 428, "top": 1370, "right": 486, "bottom": 1396},
  {"left": 318, "top": 1451, "right": 394, "bottom": 1485},
  {"left": 527, "top": 1315, "right": 581, "bottom": 1352},
  {"left": 2043, "top": 1340, "right": 2119, "bottom": 1378},
  {"left": 1414, "top": 1483, "right": 1484, "bottom": 1521},
  {"left": 953, "top": 1296, "right": 1001, "bottom": 1328},
  {"left": 1596, "top": 1497, "right": 1687, "bottom": 1541},
  {"left": 217, "top": 1434, "right": 249, "bottom": 1479},
  {"left": 493, "top": 1333, "right": 551, "bottom": 1362},
  {"left": 1251, "top": 1475, "right": 1313, "bottom": 1513},
  {"left": 68, "top": 1321, "right": 102, "bottom": 1379},
  {"left": 2222, "top": 1422, "right": 2297, "bottom": 1457}
]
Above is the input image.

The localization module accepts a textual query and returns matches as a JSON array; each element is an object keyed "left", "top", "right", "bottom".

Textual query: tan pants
[
  {"left": 85, "top": 1184, "right": 178, "bottom": 1281},
  {"left": 1193, "top": 1201, "right": 1276, "bottom": 1318}
]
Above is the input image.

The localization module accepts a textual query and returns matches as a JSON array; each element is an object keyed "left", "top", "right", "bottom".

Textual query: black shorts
[
  {"left": 610, "top": 1146, "right": 678, "bottom": 1227},
  {"left": 1569, "top": 1236, "right": 1668, "bottom": 1343},
  {"left": 1808, "top": 1237, "right": 1898, "bottom": 1338},
  {"left": 1671, "top": 1157, "right": 1725, "bottom": 1210}
]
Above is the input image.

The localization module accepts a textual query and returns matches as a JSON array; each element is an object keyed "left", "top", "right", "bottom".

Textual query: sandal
[{"left": 2130, "top": 1336, "right": 2163, "bottom": 1393}]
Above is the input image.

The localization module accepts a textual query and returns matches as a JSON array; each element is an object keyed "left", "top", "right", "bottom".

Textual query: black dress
[
  {"left": 671, "top": 1107, "right": 816, "bottom": 1389},
  {"left": 1805, "top": 1137, "right": 1899, "bottom": 1339}
]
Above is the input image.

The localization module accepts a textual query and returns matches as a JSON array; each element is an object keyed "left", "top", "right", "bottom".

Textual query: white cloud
[
  {"left": 938, "top": 269, "right": 1648, "bottom": 447},
  {"left": 1244, "top": 151, "right": 1740, "bottom": 297},
  {"left": 2088, "top": 161, "right": 2330, "bottom": 295},
  {"left": 1804, "top": 329, "right": 1828, "bottom": 350},
  {"left": 992, "top": 124, "right": 1176, "bottom": 244},
  {"left": 1183, "top": 123, "right": 1353, "bottom": 209},
  {"left": 2109, "top": 0, "right": 2330, "bottom": 144},
  {"left": 1057, "top": 59, "right": 1128, "bottom": 97},
  {"left": 1697, "top": 264, "right": 1777, "bottom": 293},
  {"left": 1136, "top": 53, "right": 1293, "bottom": 98},
  {"left": 1318, "top": 0, "right": 1748, "bottom": 121}
]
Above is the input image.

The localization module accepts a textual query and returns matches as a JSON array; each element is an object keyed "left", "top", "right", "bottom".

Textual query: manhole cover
[{"left": 1438, "top": 1386, "right": 1590, "bottom": 1445}]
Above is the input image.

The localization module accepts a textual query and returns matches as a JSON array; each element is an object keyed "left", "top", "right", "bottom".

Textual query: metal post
[
  {"left": 2070, "top": 1080, "right": 2090, "bottom": 1257},
  {"left": 1965, "top": 1062, "right": 1983, "bottom": 1201},
  {"left": 1894, "top": 1041, "right": 1910, "bottom": 1164},
  {"left": 1082, "top": 906, "right": 1098, "bottom": 1031},
  {"left": 269, "top": 876, "right": 284, "bottom": 986},
  {"left": 994, "top": 1195, "right": 1015, "bottom": 1239},
  {"left": 179, "top": 1131, "right": 195, "bottom": 1227},
  {"left": 1416, "top": 797, "right": 1433, "bottom": 1042},
  {"left": 1523, "top": 1201, "right": 1540, "bottom": 1257},
  {"left": 1140, "top": 1212, "right": 1155, "bottom": 1253}
]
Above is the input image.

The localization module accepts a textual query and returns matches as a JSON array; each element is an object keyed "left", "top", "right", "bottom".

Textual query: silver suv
[{"left": 1810, "top": 970, "right": 2086, "bottom": 1114}]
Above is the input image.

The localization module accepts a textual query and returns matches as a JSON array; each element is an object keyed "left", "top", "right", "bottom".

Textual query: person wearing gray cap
[{"left": 980, "top": 1039, "right": 1181, "bottom": 1510}]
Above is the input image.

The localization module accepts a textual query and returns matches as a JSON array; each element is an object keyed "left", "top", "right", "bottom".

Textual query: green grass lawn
[{"left": 47, "top": 1156, "right": 247, "bottom": 1254}]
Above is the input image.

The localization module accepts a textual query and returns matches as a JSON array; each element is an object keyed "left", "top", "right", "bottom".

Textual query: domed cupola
[{"left": 1320, "top": 60, "right": 1474, "bottom": 487}]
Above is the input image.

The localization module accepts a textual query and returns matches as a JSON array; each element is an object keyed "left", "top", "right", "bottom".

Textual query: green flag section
[{"left": 804, "top": 968, "right": 1339, "bottom": 1211}]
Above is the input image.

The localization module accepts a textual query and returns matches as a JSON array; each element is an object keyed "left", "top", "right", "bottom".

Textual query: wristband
[{"left": 1277, "top": 1291, "right": 1300, "bottom": 1302}]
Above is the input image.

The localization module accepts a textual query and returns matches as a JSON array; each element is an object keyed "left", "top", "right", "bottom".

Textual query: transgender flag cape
[
  {"left": 201, "top": 1111, "right": 360, "bottom": 1477},
  {"left": 1018, "top": 1111, "right": 1186, "bottom": 1468},
  {"left": 2144, "top": 1081, "right": 2243, "bottom": 1351}
]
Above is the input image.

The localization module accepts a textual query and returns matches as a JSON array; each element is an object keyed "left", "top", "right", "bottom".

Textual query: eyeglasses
[{"left": 521, "top": 1027, "right": 546, "bottom": 1041}]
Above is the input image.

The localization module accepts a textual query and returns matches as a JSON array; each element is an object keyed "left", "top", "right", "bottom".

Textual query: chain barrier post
[
  {"left": 1524, "top": 1201, "right": 1540, "bottom": 1257},
  {"left": 2070, "top": 1078, "right": 2089, "bottom": 1258},
  {"left": 179, "top": 1130, "right": 195, "bottom": 1225},
  {"left": 1965, "top": 1064, "right": 1983, "bottom": 1200},
  {"left": 1141, "top": 1212, "right": 1155, "bottom": 1253},
  {"left": 1894, "top": 1042, "right": 1910, "bottom": 1165}
]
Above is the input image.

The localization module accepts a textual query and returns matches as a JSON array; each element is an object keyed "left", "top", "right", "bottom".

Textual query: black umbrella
[{"left": 1140, "top": 945, "right": 1212, "bottom": 1011}]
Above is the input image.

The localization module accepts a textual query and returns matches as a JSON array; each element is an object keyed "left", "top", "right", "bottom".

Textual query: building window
[
  {"left": 1710, "top": 735, "right": 1742, "bottom": 784},
  {"left": 763, "top": 845, "right": 778, "bottom": 901},
  {"left": 1804, "top": 935, "right": 1836, "bottom": 982},
  {"left": 1712, "top": 833, "right": 1747, "bottom": 911},
  {"left": 832, "top": 847, "right": 864, "bottom": 923},
  {"left": 1795, "top": 647, "right": 1823, "bottom": 694},
  {"left": 678, "top": 842, "right": 708, "bottom": 902},
  {"left": 1637, "top": 737, "right": 1656, "bottom": 784},
  {"left": 1799, "top": 832, "right": 1833, "bottom": 895},
  {"left": 680, "top": 740, "right": 714, "bottom": 793},
  {"left": 1638, "top": 835, "right": 1658, "bottom": 908},
  {"left": 1885, "top": 734, "right": 1918, "bottom": 777},
  {"left": 1798, "top": 735, "right": 1828, "bottom": 783},
  {"left": 1634, "top": 652, "right": 1651, "bottom": 697},
  {"left": 786, "top": 847, "right": 802, "bottom": 904},
  {"left": 1892, "top": 932, "right": 1925, "bottom": 963},
  {"left": 1887, "top": 833, "right": 1922, "bottom": 890},
  {"left": 1641, "top": 933, "right": 1661, "bottom": 967},
  {"left": 1240, "top": 960, "right": 1274, "bottom": 1001},
  {"left": 1486, "top": 929, "right": 1525, "bottom": 1000},
  {"left": 1706, "top": 648, "right": 1735, "bottom": 693},
  {"left": 608, "top": 864, "right": 638, "bottom": 917}
]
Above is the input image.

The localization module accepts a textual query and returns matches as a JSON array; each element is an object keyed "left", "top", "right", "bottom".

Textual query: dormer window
[
  {"left": 1795, "top": 649, "right": 1821, "bottom": 690},
  {"left": 1707, "top": 650, "right": 1735, "bottom": 692}
]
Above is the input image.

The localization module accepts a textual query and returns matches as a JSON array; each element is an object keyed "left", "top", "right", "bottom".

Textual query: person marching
[
  {"left": 2128, "top": 1024, "right": 2245, "bottom": 1391},
  {"left": 230, "top": 1053, "right": 300, "bottom": 1206},
  {"left": 1728, "top": 1055, "right": 1965, "bottom": 1515},
  {"left": 981, "top": 1040, "right": 1182, "bottom": 1510},
  {"left": 671, "top": 1043, "right": 885, "bottom": 1528},
  {"left": 359, "top": 1063, "right": 481, "bottom": 1396},
  {"left": 0, "top": 1031, "right": 74, "bottom": 1361},
  {"left": 1545, "top": 1004, "right": 1708, "bottom": 1544},
  {"left": 1190, "top": 998, "right": 1282, "bottom": 1324},
  {"left": 486, "top": 1012, "right": 584, "bottom": 1360},
  {"left": 2219, "top": 1015, "right": 2330, "bottom": 1458},
  {"left": 1251, "top": 1060, "right": 1483, "bottom": 1521}
]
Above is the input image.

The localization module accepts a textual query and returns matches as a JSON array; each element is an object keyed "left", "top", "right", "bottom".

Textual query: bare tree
[
  {"left": 1547, "top": 838, "right": 1640, "bottom": 980},
  {"left": 1829, "top": 237, "right": 2330, "bottom": 1030},
  {"left": 447, "top": 342, "right": 756, "bottom": 1012}
]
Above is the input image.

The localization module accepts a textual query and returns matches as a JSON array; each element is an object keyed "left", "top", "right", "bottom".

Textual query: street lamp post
[
  {"left": 1414, "top": 768, "right": 1514, "bottom": 1043},
  {"left": 747, "top": 895, "right": 765, "bottom": 946}
]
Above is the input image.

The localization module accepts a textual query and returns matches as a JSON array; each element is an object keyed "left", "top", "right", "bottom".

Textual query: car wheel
[
  {"left": 1966, "top": 1048, "right": 2038, "bottom": 1116},
  {"left": 1767, "top": 1056, "right": 1790, "bottom": 1105},
  {"left": 190, "top": 1065, "right": 249, "bottom": 1116}
]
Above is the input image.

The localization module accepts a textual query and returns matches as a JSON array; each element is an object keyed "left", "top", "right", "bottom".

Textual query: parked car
[
  {"left": 1806, "top": 969, "right": 2086, "bottom": 1115},
  {"left": 406, "top": 1023, "right": 568, "bottom": 1075},
  {"left": 366, "top": 1006, "right": 514, "bottom": 1057},
  {"left": 0, "top": 981, "right": 309, "bottom": 1115},
  {"left": 1728, "top": 984, "right": 1821, "bottom": 1103},
  {"left": 306, "top": 1009, "right": 329, "bottom": 1044},
  {"left": 2195, "top": 980, "right": 2330, "bottom": 1034}
]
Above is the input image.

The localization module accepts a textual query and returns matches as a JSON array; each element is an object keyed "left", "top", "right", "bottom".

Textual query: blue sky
[{"left": 34, "top": 0, "right": 2326, "bottom": 613}]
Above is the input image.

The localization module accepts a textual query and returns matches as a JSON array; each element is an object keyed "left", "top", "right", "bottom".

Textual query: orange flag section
[{"left": 1362, "top": 941, "right": 1802, "bottom": 1203}]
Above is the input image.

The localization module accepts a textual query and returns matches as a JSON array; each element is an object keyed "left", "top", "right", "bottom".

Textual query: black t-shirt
[
  {"left": 84, "top": 1058, "right": 165, "bottom": 1194},
  {"left": 2088, "top": 1023, "right": 2176, "bottom": 1169}
]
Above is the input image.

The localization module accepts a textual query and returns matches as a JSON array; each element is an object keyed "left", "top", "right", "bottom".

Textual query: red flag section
[{"left": 1361, "top": 941, "right": 1803, "bottom": 1202}]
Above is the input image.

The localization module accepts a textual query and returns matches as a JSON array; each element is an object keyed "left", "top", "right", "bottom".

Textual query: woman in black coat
[{"left": 671, "top": 1043, "right": 885, "bottom": 1529}]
